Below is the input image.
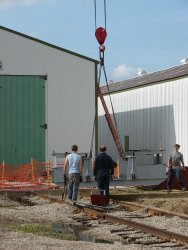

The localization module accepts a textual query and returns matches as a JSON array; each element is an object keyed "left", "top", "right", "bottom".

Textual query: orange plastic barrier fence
[
  {"left": 0, "top": 160, "right": 62, "bottom": 190},
  {"left": 0, "top": 159, "right": 120, "bottom": 191}
]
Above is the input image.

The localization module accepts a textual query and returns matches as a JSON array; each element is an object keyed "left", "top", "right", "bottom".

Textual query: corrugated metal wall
[
  {"left": 98, "top": 77, "right": 188, "bottom": 166},
  {"left": 0, "top": 28, "right": 97, "bottom": 163}
]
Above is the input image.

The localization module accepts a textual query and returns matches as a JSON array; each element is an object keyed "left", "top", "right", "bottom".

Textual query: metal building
[
  {"left": 99, "top": 64, "right": 188, "bottom": 174},
  {"left": 0, "top": 26, "right": 98, "bottom": 165}
]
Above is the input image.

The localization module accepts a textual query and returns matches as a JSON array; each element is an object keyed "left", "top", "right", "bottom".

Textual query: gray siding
[
  {"left": 0, "top": 27, "right": 97, "bottom": 162},
  {"left": 98, "top": 76, "right": 188, "bottom": 166}
]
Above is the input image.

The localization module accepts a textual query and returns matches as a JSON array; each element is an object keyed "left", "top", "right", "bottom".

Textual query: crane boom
[{"left": 98, "top": 86, "right": 126, "bottom": 159}]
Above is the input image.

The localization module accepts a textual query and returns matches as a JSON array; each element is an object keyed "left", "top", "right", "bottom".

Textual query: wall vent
[{"left": 138, "top": 70, "right": 147, "bottom": 76}]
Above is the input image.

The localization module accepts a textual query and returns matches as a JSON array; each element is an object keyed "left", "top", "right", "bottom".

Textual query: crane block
[{"left": 95, "top": 27, "right": 107, "bottom": 45}]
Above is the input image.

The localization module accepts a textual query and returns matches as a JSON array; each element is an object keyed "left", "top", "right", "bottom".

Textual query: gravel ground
[
  {"left": 0, "top": 195, "right": 141, "bottom": 250},
  {"left": 0, "top": 229, "right": 140, "bottom": 250},
  {"left": 0, "top": 193, "right": 188, "bottom": 250}
]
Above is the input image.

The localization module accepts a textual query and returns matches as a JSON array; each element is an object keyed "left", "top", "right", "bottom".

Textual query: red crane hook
[{"left": 95, "top": 27, "right": 107, "bottom": 45}]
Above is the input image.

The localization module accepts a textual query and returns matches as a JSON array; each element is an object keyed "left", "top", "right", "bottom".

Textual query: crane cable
[
  {"left": 94, "top": 0, "right": 107, "bottom": 31},
  {"left": 98, "top": 62, "right": 123, "bottom": 157},
  {"left": 102, "top": 64, "right": 123, "bottom": 151},
  {"left": 89, "top": 58, "right": 103, "bottom": 158},
  {"left": 93, "top": 0, "right": 124, "bottom": 157}
]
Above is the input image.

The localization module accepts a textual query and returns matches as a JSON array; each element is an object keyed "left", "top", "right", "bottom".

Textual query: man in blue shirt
[
  {"left": 64, "top": 145, "right": 82, "bottom": 201},
  {"left": 94, "top": 145, "right": 114, "bottom": 204}
]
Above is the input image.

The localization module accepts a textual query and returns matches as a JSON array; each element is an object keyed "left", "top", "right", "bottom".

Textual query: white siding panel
[
  {"left": 99, "top": 77, "right": 188, "bottom": 166},
  {"left": 0, "top": 29, "right": 96, "bottom": 161}
]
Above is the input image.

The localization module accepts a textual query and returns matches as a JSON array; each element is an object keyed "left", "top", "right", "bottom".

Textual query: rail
[{"left": 31, "top": 192, "right": 188, "bottom": 246}]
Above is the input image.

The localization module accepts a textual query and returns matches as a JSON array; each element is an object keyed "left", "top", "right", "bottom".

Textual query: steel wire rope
[
  {"left": 89, "top": 64, "right": 102, "bottom": 158},
  {"left": 105, "top": 122, "right": 110, "bottom": 147},
  {"left": 89, "top": 113, "right": 96, "bottom": 158},
  {"left": 94, "top": 0, "right": 107, "bottom": 30},
  {"left": 104, "top": 0, "right": 107, "bottom": 30},
  {"left": 102, "top": 64, "right": 124, "bottom": 155},
  {"left": 94, "top": 0, "right": 97, "bottom": 30},
  {"left": 95, "top": 0, "right": 121, "bottom": 148},
  {"left": 94, "top": 0, "right": 124, "bottom": 157},
  {"left": 98, "top": 64, "right": 111, "bottom": 150}
]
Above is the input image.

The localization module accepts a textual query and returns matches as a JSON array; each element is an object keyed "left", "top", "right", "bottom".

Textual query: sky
[{"left": 0, "top": 0, "right": 188, "bottom": 84}]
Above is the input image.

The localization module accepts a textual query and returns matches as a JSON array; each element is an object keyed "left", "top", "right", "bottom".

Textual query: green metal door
[{"left": 0, "top": 75, "right": 45, "bottom": 165}]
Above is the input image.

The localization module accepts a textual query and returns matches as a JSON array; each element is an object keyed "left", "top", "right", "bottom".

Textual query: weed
[{"left": 8, "top": 223, "right": 74, "bottom": 240}]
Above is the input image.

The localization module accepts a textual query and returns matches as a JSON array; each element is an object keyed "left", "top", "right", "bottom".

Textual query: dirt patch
[
  {"left": 81, "top": 186, "right": 188, "bottom": 215},
  {"left": 109, "top": 187, "right": 188, "bottom": 215},
  {"left": 138, "top": 198, "right": 188, "bottom": 214}
]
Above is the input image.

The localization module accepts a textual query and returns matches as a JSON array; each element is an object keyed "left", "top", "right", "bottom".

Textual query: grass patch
[
  {"left": 0, "top": 203, "right": 18, "bottom": 208},
  {"left": 8, "top": 223, "right": 74, "bottom": 240}
]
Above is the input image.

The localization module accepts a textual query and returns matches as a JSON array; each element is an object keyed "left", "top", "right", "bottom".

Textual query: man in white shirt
[{"left": 64, "top": 145, "right": 82, "bottom": 201}]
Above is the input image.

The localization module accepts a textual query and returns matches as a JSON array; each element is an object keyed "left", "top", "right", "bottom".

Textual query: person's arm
[
  {"left": 93, "top": 158, "right": 98, "bottom": 181},
  {"left": 112, "top": 160, "right": 117, "bottom": 168},
  {"left": 110, "top": 160, "right": 115, "bottom": 176},
  {"left": 180, "top": 154, "right": 185, "bottom": 169},
  {"left": 107, "top": 157, "right": 114, "bottom": 176},
  {"left": 64, "top": 157, "right": 68, "bottom": 176},
  {"left": 168, "top": 154, "right": 172, "bottom": 169},
  {"left": 79, "top": 157, "right": 83, "bottom": 176},
  {"left": 93, "top": 158, "right": 98, "bottom": 177}
]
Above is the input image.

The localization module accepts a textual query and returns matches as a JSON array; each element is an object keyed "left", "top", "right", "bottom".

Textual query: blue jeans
[
  {"left": 68, "top": 173, "right": 80, "bottom": 201},
  {"left": 167, "top": 167, "right": 185, "bottom": 191}
]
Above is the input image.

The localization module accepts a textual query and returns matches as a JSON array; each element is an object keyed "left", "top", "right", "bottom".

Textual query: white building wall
[
  {"left": 0, "top": 28, "right": 96, "bottom": 161},
  {"left": 98, "top": 77, "right": 188, "bottom": 166}
]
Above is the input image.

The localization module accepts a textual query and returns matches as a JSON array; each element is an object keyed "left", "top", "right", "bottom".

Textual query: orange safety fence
[
  {"left": 0, "top": 159, "right": 121, "bottom": 191},
  {"left": 0, "top": 160, "right": 63, "bottom": 190}
]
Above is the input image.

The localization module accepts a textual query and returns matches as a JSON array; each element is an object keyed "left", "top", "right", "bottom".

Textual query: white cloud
[
  {"left": 112, "top": 64, "right": 141, "bottom": 81},
  {"left": 0, "top": 0, "right": 39, "bottom": 10}
]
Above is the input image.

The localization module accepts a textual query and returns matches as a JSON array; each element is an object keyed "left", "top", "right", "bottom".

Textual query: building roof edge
[
  {"left": 0, "top": 25, "right": 99, "bottom": 64},
  {"left": 101, "top": 64, "right": 188, "bottom": 94}
]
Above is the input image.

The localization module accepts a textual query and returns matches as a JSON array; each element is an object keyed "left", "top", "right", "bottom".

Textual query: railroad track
[
  {"left": 111, "top": 199, "right": 188, "bottom": 220},
  {"left": 15, "top": 192, "right": 188, "bottom": 248},
  {"left": 74, "top": 201, "right": 188, "bottom": 247}
]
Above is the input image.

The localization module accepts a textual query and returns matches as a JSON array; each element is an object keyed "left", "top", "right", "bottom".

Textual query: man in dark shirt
[{"left": 93, "top": 145, "right": 114, "bottom": 204}]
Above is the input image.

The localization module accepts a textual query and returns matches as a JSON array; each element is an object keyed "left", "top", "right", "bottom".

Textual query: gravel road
[{"left": 0, "top": 193, "right": 187, "bottom": 250}]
